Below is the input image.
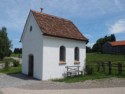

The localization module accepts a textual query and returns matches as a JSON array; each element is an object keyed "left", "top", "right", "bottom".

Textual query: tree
[
  {"left": 7, "top": 49, "right": 12, "bottom": 57},
  {"left": 19, "top": 48, "right": 22, "bottom": 53},
  {"left": 86, "top": 46, "right": 92, "bottom": 53},
  {"left": 92, "top": 43, "right": 101, "bottom": 52},
  {"left": 92, "top": 34, "right": 116, "bottom": 53},
  {"left": 111, "top": 34, "right": 116, "bottom": 42},
  {"left": 14, "top": 48, "right": 22, "bottom": 54},
  {"left": 0, "top": 27, "right": 12, "bottom": 59}
]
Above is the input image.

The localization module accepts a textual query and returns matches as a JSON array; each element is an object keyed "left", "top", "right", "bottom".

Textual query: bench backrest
[{"left": 65, "top": 66, "right": 80, "bottom": 72}]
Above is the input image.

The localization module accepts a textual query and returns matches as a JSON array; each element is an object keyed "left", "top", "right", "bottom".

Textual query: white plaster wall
[
  {"left": 42, "top": 36, "right": 86, "bottom": 80},
  {"left": 22, "top": 12, "right": 43, "bottom": 80}
]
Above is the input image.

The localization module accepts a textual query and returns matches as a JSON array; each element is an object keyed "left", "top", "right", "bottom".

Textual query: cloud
[
  {"left": 84, "top": 34, "right": 92, "bottom": 39},
  {"left": 0, "top": 0, "right": 42, "bottom": 49},
  {"left": 0, "top": 0, "right": 42, "bottom": 31},
  {"left": 0, "top": 0, "right": 125, "bottom": 49},
  {"left": 114, "top": 0, "right": 122, "bottom": 10},
  {"left": 109, "top": 19, "right": 125, "bottom": 34},
  {"left": 87, "top": 43, "right": 94, "bottom": 48},
  {"left": 42, "top": 0, "right": 125, "bottom": 19},
  {"left": 0, "top": 0, "right": 125, "bottom": 31}
]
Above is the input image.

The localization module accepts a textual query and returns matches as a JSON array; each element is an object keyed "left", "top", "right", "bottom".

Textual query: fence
[{"left": 97, "top": 61, "right": 125, "bottom": 76}]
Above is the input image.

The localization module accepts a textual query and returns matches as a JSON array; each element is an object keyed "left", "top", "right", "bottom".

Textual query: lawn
[
  {"left": 10, "top": 53, "right": 22, "bottom": 58},
  {"left": 54, "top": 53, "right": 125, "bottom": 83},
  {"left": 0, "top": 57, "right": 13, "bottom": 64},
  {"left": 0, "top": 60, "right": 3, "bottom": 64},
  {"left": 54, "top": 71, "right": 125, "bottom": 83},
  {"left": 87, "top": 53, "right": 125, "bottom": 64},
  {"left": 0, "top": 57, "right": 21, "bottom": 74},
  {"left": 53, "top": 74, "right": 111, "bottom": 83},
  {"left": 0, "top": 64, "right": 22, "bottom": 74}
]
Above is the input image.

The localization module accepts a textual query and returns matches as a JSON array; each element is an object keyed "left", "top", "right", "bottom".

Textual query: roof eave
[
  {"left": 20, "top": 10, "right": 32, "bottom": 42},
  {"left": 43, "top": 33, "right": 88, "bottom": 43}
]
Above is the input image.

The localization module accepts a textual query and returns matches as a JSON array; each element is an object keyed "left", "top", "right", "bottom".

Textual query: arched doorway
[{"left": 28, "top": 54, "right": 34, "bottom": 77}]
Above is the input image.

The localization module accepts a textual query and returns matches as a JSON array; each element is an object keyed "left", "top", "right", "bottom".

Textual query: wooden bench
[{"left": 65, "top": 66, "right": 83, "bottom": 77}]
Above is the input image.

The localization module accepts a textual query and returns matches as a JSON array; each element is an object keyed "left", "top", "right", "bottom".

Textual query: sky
[{"left": 0, "top": 0, "right": 125, "bottom": 50}]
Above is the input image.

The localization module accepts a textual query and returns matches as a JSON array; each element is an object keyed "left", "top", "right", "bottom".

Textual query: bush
[
  {"left": 4, "top": 61, "right": 9, "bottom": 69},
  {"left": 13, "top": 60, "right": 19, "bottom": 67},
  {"left": 7, "top": 49, "right": 12, "bottom": 57},
  {"left": 4, "top": 58, "right": 12, "bottom": 69},
  {"left": 85, "top": 65, "right": 93, "bottom": 75}
]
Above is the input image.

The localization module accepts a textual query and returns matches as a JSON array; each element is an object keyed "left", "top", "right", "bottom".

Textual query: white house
[{"left": 20, "top": 9, "right": 88, "bottom": 80}]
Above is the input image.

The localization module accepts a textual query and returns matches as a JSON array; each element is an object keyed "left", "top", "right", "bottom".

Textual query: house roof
[
  {"left": 108, "top": 40, "right": 125, "bottom": 46},
  {"left": 31, "top": 10, "right": 88, "bottom": 41}
]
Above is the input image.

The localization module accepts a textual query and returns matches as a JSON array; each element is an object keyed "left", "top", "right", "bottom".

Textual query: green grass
[
  {"left": 54, "top": 73, "right": 125, "bottom": 83},
  {"left": 0, "top": 57, "right": 14, "bottom": 64},
  {"left": 53, "top": 53, "right": 125, "bottom": 83},
  {"left": 87, "top": 53, "right": 125, "bottom": 64},
  {"left": 0, "top": 64, "right": 22, "bottom": 74},
  {"left": 86, "top": 53, "right": 125, "bottom": 77},
  {"left": 54, "top": 71, "right": 125, "bottom": 83},
  {"left": 0, "top": 60, "right": 3, "bottom": 64},
  {"left": 53, "top": 74, "right": 110, "bottom": 83},
  {"left": 10, "top": 53, "right": 22, "bottom": 58}
]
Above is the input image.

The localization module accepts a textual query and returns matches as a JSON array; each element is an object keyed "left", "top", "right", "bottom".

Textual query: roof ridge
[
  {"left": 31, "top": 10, "right": 71, "bottom": 22},
  {"left": 109, "top": 40, "right": 125, "bottom": 43}
]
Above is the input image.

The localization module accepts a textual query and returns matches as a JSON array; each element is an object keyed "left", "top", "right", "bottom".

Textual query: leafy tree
[
  {"left": 0, "top": 27, "right": 12, "bottom": 59},
  {"left": 19, "top": 48, "right": 22, "bottom": 53},
  {"left": 14, "top": 48, "right": 22, "bottom": 54},
  {"left": 111, "top": 34, "right": 116, "bottom": 42},
  {"left": 7, "top": 49, "right": 12, "bottom": 56},
  {"left": 92, "top": 34, "right": 116, "bottom": 53},
  {"left": 92, "top": 43, "right": 101, "bottom": 52},
  {"left": 86, "top": 46, "right": 92, "bottom": 53}
]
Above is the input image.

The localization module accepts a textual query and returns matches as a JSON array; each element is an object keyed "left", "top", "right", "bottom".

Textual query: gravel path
[
  {"left": 1, "top": 87, "right": 125, "bottom": 94},
  {"left": 17, "top": 77, "right": 125, "bottom": 90},
  {"left": 1, "top": 73, "right": 125, "bottom": 90},
  {"left": 0, "top": 73, "right": 40, "bottom": 88}
]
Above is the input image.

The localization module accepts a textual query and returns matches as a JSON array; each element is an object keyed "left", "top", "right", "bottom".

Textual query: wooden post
[
  {"left": 118, "top": 63, "right": 122, "bottom": 75},
  {"left": 108, "top": 61, "right": 112, "bottom": 75},
  {"left": 102, "top": 62, "right": 105, "bottom": 73},
  {"left": 97, "top": 62, "right": 100, "bottom": 72}
]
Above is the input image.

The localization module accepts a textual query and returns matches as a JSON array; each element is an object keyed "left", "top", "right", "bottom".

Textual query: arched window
[
  {"left": 75, "top": 47, "right": 79, "bottom": 61},
  {"left": 30, "top": 26, "right": 32, "bottom": 32},
  {"left": 60, "top": 46, "right": 66, "bottom": 62}
]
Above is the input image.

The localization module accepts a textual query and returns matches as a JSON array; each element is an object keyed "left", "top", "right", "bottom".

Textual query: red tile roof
[
  {"left": 31, "top": 10, "right": 88, "bottom": 41},
  {"left": 108, "top": 40, "right": 125, "bottom": 46}
]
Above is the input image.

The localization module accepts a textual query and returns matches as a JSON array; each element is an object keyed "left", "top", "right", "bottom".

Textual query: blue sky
[{"left": 0, "top": 0, "right": 125, "bottom": 49}]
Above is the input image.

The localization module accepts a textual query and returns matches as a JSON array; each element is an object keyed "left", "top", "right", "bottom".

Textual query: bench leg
[
  {"left": 81, "top": 71, "right": 83, "bottom": 75},
  {"left": 78, "top": 72, "right": 79, "bottom": 75},
  {"left": 70, "top": 73, "right": 72, "bottom": 76}
]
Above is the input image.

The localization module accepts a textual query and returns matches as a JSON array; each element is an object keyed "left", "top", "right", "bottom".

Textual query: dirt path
[
  {"left": 1, "top": 87, "right": 125, "bottom": 94},
  {"left": 17, "top": 77, "right": 125, "bottom": 90},
  {"left": 1, "top": 73, "right": 125, "bottom": 90},
  {"left": 0, "top": 73, "right": 40, "bottom": 88}
]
